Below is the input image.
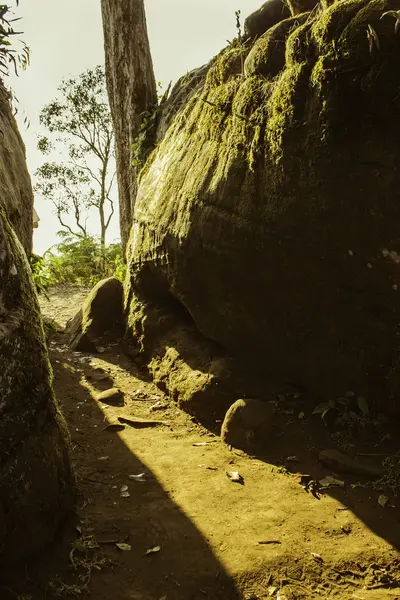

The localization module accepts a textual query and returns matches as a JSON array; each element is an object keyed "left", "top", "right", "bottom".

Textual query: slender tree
[
  {"left": 101, "top": 0, "right": 157, "bottom": 251},
  {"left": 35, "top": 66, "right": 116, "bottom": 249}
]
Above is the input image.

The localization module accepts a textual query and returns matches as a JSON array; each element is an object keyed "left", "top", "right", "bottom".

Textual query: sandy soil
[{"left": 1, "top": 286, "right": 400, "bottom": 600}]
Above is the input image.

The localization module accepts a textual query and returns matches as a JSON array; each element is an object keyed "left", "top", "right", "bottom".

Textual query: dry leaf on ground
[
  {"left": 145, "top": 546, "right": 161, "bottom": 555},
  {"left": 226, "top": 471, "right": 244, "bottom": 484},
  {"left": 116, "top": 543, "right": 132, "bottom": 551}
]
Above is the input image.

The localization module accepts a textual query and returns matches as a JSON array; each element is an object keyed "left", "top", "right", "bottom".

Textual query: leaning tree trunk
[{"left": 101, "top": 0, "right": 157, "bottom": 252}]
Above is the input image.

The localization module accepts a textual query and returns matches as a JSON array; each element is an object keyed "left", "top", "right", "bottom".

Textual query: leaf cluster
[
  {"left": 131, "top": 106, "right": 158, "bottom": 167},
  {"left": 313, "top": 392, "right": 370, "bottom": 429},
  {"left": 131, "top": 82, "right": 169, "bottom": 168},
  {"left": 235, "top": 9, "right": 242, "bottom": 41},
  {"left": 30, "top": 252, "right": 51, "bottom": 298},
  {"left": 35, "top": 66, "right": 116, "bottom": 242},
  {"left": 0, "top": 1, "right": 30, "bottom": 78},
  {"left": 33, "top": 236, "right": 125, "bottom": 288}
]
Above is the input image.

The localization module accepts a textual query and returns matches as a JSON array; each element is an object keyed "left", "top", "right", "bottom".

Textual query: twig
[
  {"left": 200, "top": 98, "right": 218, "bottom": 107},
  {"left": 199, "top": 97, "right": 249, "bottom": 122},
  {"left": 357, "top": 453, "right": 390, "bottom": 457},
  {"left": 0, "top": 586, "right": 19, "bottom": 598},
  {"left": 81, "top": 477, "right": 113, "bottom": 488}
]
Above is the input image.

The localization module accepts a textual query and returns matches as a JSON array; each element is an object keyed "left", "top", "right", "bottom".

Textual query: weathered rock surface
[
  {"left": 0, "top": 87, "right": 34, "bottom": 255},
  {"left": 66, "top": 277, "right": 124, "bottom": 351},
  {"left": 0, "top": 84, "right": 75, "bottom": 564},
  {"left": 244, "top": 0, "right": 291, "bottom": 39},
  {"left": 221, "top": 399, "right": 274, "bottom": 452},
  {"left": 0, "top": 211, "right": 75, "bottom": 563},
  {"left": 123, "top": 0, "right": 400, "bottom": 417}
]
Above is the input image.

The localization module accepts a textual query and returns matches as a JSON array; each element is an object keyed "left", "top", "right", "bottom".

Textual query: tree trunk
[
  {"left": 99, "top": 184, "right": 106, "bottom": 250},
  {"left": 100, "top": 204, "right": 106, "bottom": 250},
  {"left": 101, "top": 0, "right": 157, "bottom": 253}
]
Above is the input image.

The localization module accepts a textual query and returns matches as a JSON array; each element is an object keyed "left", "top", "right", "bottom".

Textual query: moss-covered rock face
[
  {"left": 0, "top": 87, "right": 35, "bottom": 254},
  {"left": 244, "top": 0, "right": 291, "bottom": 39},
  {"left": 127, "top": 0, "right": 400, "bottom": 416},
  {"left": 0, "top": 210, "right": 75, "bottom": 563},
  {"left": 0, "top": 84, "right": 75, "bottom": 563}
]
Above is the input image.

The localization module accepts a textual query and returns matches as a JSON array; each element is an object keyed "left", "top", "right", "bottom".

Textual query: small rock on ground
[
  {"left": 96, "top": 388, "right": 124, "bottom": 406},
  {"left": 221, "top": 398, "right": 274, "bottom": 452}
]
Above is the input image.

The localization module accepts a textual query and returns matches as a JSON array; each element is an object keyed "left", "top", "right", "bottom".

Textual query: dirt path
[{"left": 2, "top": 288, "right": 400, "bottom": 600}]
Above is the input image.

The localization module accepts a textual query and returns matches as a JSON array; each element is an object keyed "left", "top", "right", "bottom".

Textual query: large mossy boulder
[
  {"left": 126, "top": 0, "right": 400, "bottom": 417},
  {"left": 66, "top": 277, "right": 124, "bottom": 352},
  {"left": 0, "top": 86, "right": 75, "bottom": 563}
]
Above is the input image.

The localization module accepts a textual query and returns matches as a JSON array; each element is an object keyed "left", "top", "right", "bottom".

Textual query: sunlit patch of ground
[{"left": 5, "top": 286, "right": 397, "bottom": 600}]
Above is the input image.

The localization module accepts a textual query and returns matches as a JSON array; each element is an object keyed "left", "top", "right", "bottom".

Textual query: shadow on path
[{"left": 0, "top": 348, "right": 240, "bottom": 600}]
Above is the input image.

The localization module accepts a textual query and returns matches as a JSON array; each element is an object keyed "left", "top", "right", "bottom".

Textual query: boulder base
[
  {"left": 221, "top": 399, "right": 274, "bottom": 452},
  {"left": 66, "top": 277, "right": 124, "bottom": 351}
]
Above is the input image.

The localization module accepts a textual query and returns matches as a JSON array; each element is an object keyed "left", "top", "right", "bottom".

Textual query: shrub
[
  {"left": 32, "top": 235, "right": 125, "bottom": 290},
  {"left": 30, "top": 252, "right": 51, "bottom": 298}
]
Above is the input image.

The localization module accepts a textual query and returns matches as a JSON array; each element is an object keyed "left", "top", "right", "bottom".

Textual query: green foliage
[
  {"left": 39, "top": 235, "right": 125, "bottom": 287},
  {"left": 35, "top": 66, "right": 116, "bottom": 245},
  {"left": 113, "top": 252, "right": 126, "bottom": 282},
  {"left": 131, "top": 107, "right": 158, "bottom": 167},
  {"left": 0, "top": 1, "right": 30, "bottom": 78},
  {"left": 235, "top": 9, "right": 242, "bottom": 40},
  {"left": 30, "top": 252, "right": 51, "bottom": 298},
  {"left": 313, "top": 392, "right": 370, "bottom": 429},
  {"left": 45, "top": 320, "right": 58, "bottom": 332},
  {"left": 131, "top": 82, "right": 168, "bottom": 168}
]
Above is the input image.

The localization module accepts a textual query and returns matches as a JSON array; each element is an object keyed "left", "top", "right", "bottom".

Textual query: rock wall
[
  {"left": 125, "top": 0, "right": 400, "bottom": 417},
  {"left": 0, "top": 87, "right": 34, "bottom": 255},
  {"left": 0, "top": 87, "right": 75, "bottom": 563}
]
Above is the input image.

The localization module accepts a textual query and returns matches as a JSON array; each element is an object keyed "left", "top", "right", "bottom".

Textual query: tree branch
[
  {"left": 106, "top": 170, "right": 116, "bottom": 197},
  {"left": 70, "top": 159, "right": 103, "bottom": 188},
  {"left": 105, "top": 197, "right": 115, "bottom": 230},
  {"left": 72, "top": 196, "right": 88, "bottom": 236},
  {"left": 55, "top": 205, "right": 85, "bottom": 238},
  {"left": 38, "top": 67, "right": 117, "bottom": 243}
]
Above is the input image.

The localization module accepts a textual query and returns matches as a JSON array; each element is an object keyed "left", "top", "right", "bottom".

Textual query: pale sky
[{"left": 9, "top": 1, "right": 262, "bottom": 254}]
